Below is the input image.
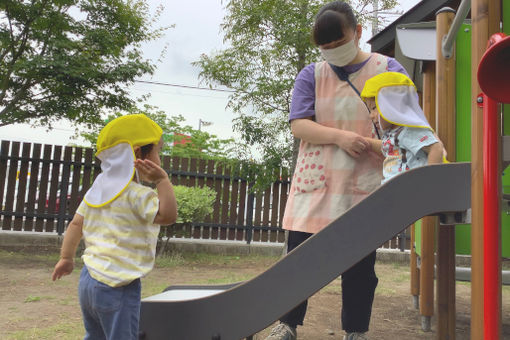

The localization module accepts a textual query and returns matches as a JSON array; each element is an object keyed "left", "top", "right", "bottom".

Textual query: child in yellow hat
[
  {"left": 360, "top": 72, "right": 444, "bottom": 184},
  {"left": 52, "top": 114, "right": 177, "bottom": 340}
]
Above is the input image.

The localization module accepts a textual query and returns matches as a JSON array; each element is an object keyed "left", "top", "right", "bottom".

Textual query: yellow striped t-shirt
[{"left": 76, "top": 181, "right": 160, "bottom": 287}]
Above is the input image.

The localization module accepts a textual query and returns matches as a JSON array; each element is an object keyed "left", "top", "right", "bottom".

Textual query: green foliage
[
  {"left": 194, "top": 0, "right": 399, "bottom": 183},
  {"left": 0, "top": 0, "right": 170, "bottom": 127},
  {"left": 24, "top": 295, "right": 41, "bottom": 303},
  {"left": 157, "top": 184, "right": 216, "bottom": 255},
  {"left": 173, "top": 185, "right": 216, "bottom": 225},
  {"left": 78, "top": 104, "right": 237, "bottom": 160}
]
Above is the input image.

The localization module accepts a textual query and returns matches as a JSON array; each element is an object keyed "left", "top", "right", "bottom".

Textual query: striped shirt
[{"left": 76, "top": 181, "right": 160, "bottom": 287}]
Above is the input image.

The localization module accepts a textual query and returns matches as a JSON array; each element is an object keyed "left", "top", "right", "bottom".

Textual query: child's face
[
  {"left": 366, "top": 97, "right": 392, "bottom": 131},
  {"left": 146, "top": 138, "right": 164, "bottom": 166},
  {"left": 366, "top": 97, "right": 380, "bottom": 126}
]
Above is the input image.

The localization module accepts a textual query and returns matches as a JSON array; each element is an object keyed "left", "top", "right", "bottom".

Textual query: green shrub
[
  {"left": 158, "top": 185, "right": 216, "bottom": 255},
  {"left": 173, "top": 185, "right": 216, "bottom": 224}
]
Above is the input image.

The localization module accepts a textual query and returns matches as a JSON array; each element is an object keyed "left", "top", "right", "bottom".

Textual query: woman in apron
[{"left": 265, "top": 2, "right": 408, "bottom": 340}]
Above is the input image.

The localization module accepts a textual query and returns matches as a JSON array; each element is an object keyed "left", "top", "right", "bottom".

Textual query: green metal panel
[{"left": 454, "top": 23, "right": 472, "bottom": 255}]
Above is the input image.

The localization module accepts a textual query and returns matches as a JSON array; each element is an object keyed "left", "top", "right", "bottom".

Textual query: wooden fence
[{"left": 0, "top": 140, "right": 409, "bottom": 249}]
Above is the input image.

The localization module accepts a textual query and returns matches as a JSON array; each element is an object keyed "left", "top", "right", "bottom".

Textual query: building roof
[{"left": 368, "top": 0, "right": 463, "bottom": 55}]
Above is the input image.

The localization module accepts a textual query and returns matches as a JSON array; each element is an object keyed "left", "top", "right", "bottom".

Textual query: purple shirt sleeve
[
  {"left": 289, "top": 63, "right": 316, "bottom": 121},
  {"left": 387, "top": 57, "right": 409, "bottom": 77}
]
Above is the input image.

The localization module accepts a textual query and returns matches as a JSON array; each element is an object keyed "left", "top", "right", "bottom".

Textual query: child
[
  {"left": 360, "top": 72, "right": 444, "bottom": 184},
  {"left": 52, "top": 114, "right": 177, "bottom": 340}
]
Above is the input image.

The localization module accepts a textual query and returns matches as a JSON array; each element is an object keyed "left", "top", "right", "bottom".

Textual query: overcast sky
[{"left": 0, "top": 0, "right": 422, "bottom": 147}]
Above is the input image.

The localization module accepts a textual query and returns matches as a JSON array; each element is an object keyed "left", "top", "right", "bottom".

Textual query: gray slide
[{"left": 139, "top": 163, "right": 471, "bottom": 340}]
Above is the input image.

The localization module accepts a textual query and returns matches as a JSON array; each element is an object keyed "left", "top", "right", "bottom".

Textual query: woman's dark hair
[
  {"left": 313, "top": 1, "right": 358, "bottom": 46},
  {"left": 140, "top": 144, "right": 154, "bottom": 159}
]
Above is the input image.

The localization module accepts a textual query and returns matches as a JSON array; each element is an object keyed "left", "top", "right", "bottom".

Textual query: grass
[
  {"left": 7, "top": 321, "right": 84, "bottom": 340},
  {"left": 23, "top": 296, "right": 41, "bottom": 303}
]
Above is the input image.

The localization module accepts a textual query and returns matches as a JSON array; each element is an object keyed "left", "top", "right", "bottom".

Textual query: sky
[{"left": 0, "top": 0, "right": 422, "bottom": 147}]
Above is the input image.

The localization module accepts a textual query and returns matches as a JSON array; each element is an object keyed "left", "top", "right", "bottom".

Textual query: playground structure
[
  {"left": 139, "top": 0, "right": 509, "bottom": 339},
  {"left": 139, "top": 163, "right": 471, "bottom": 339}
]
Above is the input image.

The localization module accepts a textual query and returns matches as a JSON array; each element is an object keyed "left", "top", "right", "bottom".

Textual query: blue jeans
[{"left": 79, "top": 266, "right": 141, "bottom": 340}]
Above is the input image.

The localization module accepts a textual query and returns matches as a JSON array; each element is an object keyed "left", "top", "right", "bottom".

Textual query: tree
[
  {"left": 194, "top": 0, "right": 398, "bottom": 177},
  {"left": 0, "top": 0, "right": 168, "bottom": 127},
  {"left": 79, "top": 105, "right": 238, "bottom": 160}
]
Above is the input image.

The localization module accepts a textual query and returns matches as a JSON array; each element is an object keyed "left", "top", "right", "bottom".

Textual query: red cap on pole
[{"left": 477, "top": 33, "right": 510, "bottom": 104}]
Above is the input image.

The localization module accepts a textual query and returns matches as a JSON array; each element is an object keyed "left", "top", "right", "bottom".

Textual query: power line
[{"left": 134, "top": 79, "right": 236, "bottom": 93}]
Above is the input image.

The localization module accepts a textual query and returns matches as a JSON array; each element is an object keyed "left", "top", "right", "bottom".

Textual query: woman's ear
[
  {"left": 133, "top": 146, "right": 141, "bottom": 159},
  {"left": 356, "top": 24, "right": 363, "bottom": 44}
]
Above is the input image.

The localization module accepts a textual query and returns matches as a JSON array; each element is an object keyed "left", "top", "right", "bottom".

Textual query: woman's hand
[
  {"left": 134, "top": 159, "right": 168, "bottom": 185},
  {"left": 336, "top": 130, "right": 370, "bottom": 158}
]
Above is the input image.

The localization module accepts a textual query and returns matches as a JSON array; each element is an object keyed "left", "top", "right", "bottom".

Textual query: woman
[{"left": 265, "top": 2, "right": 408, "bottom": 340}]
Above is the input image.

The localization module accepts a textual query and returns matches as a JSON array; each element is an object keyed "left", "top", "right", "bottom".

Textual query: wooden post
[
  {"left": 420, "top": 61, "right": 436, "bottom": 331},
  {"left": 436, "top": 8, "right": 456, "bottom": 340},
  {"left": 471, "top": 1, "right": 501, "bottom": 339},
  {"left": 410, "top": 224, "right": 420, "bottom": 309}
]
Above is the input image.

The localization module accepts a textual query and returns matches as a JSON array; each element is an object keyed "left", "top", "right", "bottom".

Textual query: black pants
[{"left": 279, "top": 230, "right": 378, "bottom": 333}]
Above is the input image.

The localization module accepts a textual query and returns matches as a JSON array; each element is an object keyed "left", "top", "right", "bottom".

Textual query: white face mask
[{"left": 319, "top": 38, "right": 358, "bottom": 67}]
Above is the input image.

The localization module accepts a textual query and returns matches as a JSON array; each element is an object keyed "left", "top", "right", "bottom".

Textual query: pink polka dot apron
[{"left": 282, "top": 54, "right": 388, "bottom": 234}]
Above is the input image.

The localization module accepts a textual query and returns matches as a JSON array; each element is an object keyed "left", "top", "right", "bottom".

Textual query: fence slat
[
  {"left": 228, "top": 163, "right": 239, "bottom": 240},
  {"left": 13, "top": 143, "right": 31, "bottom": 231},
  {"left": 69, "top": 147, "right": 83, "bottom": 214},
  {"left": 35, "top": 145, "right": 52, "bottom": 232},
  {"left": 3, "top": 142, "right": 20, "bottom": 230},
  {"left": 24, "top": 143, "right": 42, "bottom": 231},
  {"left": 45, "top": 145, "right": 62, "bottom": 233},
  {"left": 0, "top": 141, "right": 9, "bottom": 214},
  {"left": 170, "top": 157, "right": 184, "bottom": 238},
  {"left": 269, "top": 170, "right": 280, "bottom": 243},
  {"left": 211, "top": 162, "right": 223, "bottom": 240},
  {"left": 261, "top": 186, "right": 271, "bottom": 242},
  {"left": 196, "top": 159, "right": 207, "bottom": 239},
  {"left": 278, "top": 170, "right": 289, "bottom": 242},
  {"left": 81, "top": 149, "right": 94, "bottom": 197},
  {"left": 56, "top": 147, "right": 73, "bottom": 235},
  {"left": 188, "top": 158, "right": 199, "bottom": 239},
  {"left": 236, "top": 163, "right": 247, "bottom": 241},
  {"left": 220, "top": 166, "right": 231, "bottom": 240},
  {"left": 253, "top": 192, "right": 263, "bottom": 242}
]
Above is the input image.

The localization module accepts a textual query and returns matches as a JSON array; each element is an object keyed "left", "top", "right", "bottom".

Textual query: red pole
[{"left": 482, "top": 92, "right": 501, "bottom": 340}]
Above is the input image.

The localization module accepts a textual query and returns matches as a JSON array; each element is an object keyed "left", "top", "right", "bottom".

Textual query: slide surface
[{"left": 139, "top": 163, "right": 471, "bottom": 340}]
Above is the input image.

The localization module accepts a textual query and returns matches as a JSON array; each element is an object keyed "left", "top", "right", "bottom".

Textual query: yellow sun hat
[
  {"left": 84, "top": 114, "right": 163, "bottom": 208},
  {"left": 361, "top": 72, "right": 431, "bottom": 130},
  {"left": 96, "top": 114, "right": 163, "bottom": 156}
]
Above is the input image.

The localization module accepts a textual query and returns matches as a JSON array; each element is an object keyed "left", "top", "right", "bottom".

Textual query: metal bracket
[{"left": 439, "top": 209, "right": 471, "bottom": 225}]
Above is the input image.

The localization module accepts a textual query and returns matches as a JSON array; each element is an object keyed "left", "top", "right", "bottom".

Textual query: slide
[{"left": 139, "top": 163, "right": 471, "bottom": 340}]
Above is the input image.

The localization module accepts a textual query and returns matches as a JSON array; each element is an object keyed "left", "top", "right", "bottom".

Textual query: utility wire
[{"left": 134, "top": 79, "right": 236, "bottom": 93}]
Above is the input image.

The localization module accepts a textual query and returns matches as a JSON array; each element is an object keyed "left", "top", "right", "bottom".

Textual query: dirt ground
[{"left": 1, "top": 250, "right": 510, "bottom": 340}]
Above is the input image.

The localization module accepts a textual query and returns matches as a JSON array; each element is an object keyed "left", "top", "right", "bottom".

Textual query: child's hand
[
  {"left": 52, "top": 258, "right": 74, "bottom": 281},
  {"left": 135, "top": 159, "right": 168, "bottom": 184}
]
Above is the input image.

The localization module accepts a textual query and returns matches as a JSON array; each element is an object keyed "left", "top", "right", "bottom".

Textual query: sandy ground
[{"left": 1, "top": 250, "right": 510, "bottom": 340}]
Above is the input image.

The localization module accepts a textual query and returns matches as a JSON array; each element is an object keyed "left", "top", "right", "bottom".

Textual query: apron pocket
[{"left": 293, "top": 147, "right": 326, "bottom": 195}]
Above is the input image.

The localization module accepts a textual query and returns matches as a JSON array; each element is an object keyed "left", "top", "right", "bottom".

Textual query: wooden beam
[
  {"left": 436, "top": 8, "right": 457, "bottom": 340},
  {"left": 420, "top": 61, "right": 436, "bottom": 331}
]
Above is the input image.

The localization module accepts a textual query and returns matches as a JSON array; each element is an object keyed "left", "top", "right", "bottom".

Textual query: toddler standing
[{"left": 52, "top": 114, "right": 177, "bottom": 340}]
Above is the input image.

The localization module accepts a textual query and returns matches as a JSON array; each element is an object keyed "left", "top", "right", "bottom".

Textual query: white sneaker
[
  {"left": 265, "top": 323, "right": 297, "bottom": 340},
  {"left": 343, "top": 332, "right": 369, "bottom": 340}
]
